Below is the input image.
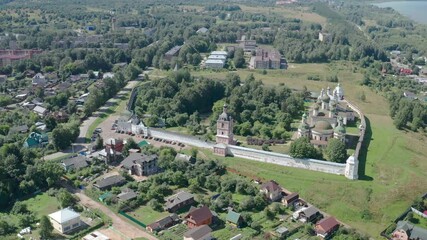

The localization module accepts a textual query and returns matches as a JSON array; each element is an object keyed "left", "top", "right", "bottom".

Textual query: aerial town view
[{"left": 0, "top": 0, "right": 427, "bottom": 239}]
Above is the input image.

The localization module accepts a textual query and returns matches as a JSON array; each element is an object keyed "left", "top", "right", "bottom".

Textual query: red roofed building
[
  {"left": 315, "top": 216, "right": 340, "bottom": 238},
  {"left": 400, "top": 68, "right": 413, "bottom": 75},
  {"left": 260, "top": 180, "right": 282, "bottom": 201},
  {"left": 0, "top": 49, "right": 42, "bottom": 67},
  {"left": 185, "top": 206, "right": 213, "bottom": 229}
]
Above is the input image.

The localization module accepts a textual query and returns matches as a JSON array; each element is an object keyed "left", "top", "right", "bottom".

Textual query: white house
[{"left": 48, "top": 208, "right": 81, "bottom": 233}]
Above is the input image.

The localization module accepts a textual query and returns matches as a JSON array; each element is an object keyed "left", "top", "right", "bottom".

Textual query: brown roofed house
[
  {"left": 260, "top": 180, "right": 282, "bottom": 202},
  {"left": 282, "top": 192, "right": 299, "bottom": 207},
  {"left": 185, "top": 206, "right": 213, "bottom": 229},
  {"left": 315, "top": 216, "right": 340, "bottom": 238}
]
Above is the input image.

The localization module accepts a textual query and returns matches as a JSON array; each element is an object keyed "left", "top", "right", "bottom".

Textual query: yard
[{"left": 126, "top": 205, "right": 170, "bottom": 226}]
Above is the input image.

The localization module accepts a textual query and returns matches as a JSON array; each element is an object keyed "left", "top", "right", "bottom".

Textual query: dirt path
[{"left": 76, "top": 191, "right": 158, "bottom": 240}]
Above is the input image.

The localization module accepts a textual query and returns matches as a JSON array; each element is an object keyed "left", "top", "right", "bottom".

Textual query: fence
[{"left": 118, "top": 211, "right": 146, "bottom": 228}]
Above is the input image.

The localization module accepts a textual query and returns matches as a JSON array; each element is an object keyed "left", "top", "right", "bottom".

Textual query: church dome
[
  {"left": 218, "top": 103, "right": 231, "bottom": 121},
  {"left": 321, "top": 93, "right": 330, "bottom": 103},
  {"left": 218, "top": 112, "right": 230, "bottom": 121},
  {"left": 313, "top": 120, "right": 333, "bottom": 131}
]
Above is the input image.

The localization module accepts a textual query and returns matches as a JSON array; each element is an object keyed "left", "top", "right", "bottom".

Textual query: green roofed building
[
  {"left": 98, "top": 192, "right": 112, "bottom": 202},
  {"left": 23, "top": 132, "right": 48, "bottom": 148},
  {"left": 138, "top": 140, "right": 150, "bottom": 148},
  {"left": 226, "top": 209, "right": 243, "bottom": 227}
]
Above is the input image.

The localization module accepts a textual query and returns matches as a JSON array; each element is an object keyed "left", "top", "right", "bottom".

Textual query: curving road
[{"left": 44, "top": 81, "right": 139, "bottom": 160}]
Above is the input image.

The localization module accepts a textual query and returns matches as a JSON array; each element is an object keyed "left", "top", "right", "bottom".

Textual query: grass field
[
  {"left": 21, "top": 192, "right": 61, "bottom": 217},
  {"left": 127, "top": 206, "right": 170, "bottom": 225},
  {"left": 238, "top": 5, "right": 327, "bottom": 25}
]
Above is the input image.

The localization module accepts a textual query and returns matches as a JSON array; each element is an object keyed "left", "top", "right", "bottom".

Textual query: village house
[
  {"left": 403, "top": 91, "right": 418, "bottom": 100},
  {"left": 226, "top": 210, "right": 243, "bottom": 227},
  {"left": 319, "top": 32, "right": 332, "bottom": 42},
  {"left": 183, "top": 225, "right": 212, "bottom": 240},
  {"left": 274, "top": 226, "right": 290, "bottom": 238},
  {"left": 392, "top": 221, "right": 427, "bottom": 240},
  {"left": 51, "top": 111, "right": 69, "bottom": 123},
  {"left": 282, "top": 192, "right": 299, "bottom": 207},
  {"left": 48, "top": 208, "right": 82, "bottom": 234},
  {"left": 116, "top": 188, "right": 137, "bottom": 202},
  {"left": 315, "top": 216, "right": 340, "bottom": 238},
  {"left": 9, "top": 125, "right": 29, "bottom": 134},
  {"left": 164, "top": 45, "right": 182, "bottom": 61},
  {"left": 0, "top": 74, "right": 6, "bottom": 84},
  {"left": 121, "top": 153, "right": 158, "bottom": 177},
  {"left": 32, "top": 73, "right": 47, "bottom": 88},
  {"left": 260, "top": 180, "right": 282, "bottom": 202},
  {"left": 196, "top": 27, "right": 208, "bottom": 34},
  {"left": 165, "top": 191, "right": 195, "bottom": 213},
  {"left": 23, "top": 132, "right": 48, "bottom": 148},
  {"left": 185, "top": 206, "right": 213, "bottom": 228},
  {"left": 82, "top": 231, "right": 110, "bottom": 240},
  {"left": 33, "top": 105, "right": 48, "bottom": 117},
  {"left": 146, "top": 213, "right": 179, "bottom": 233},
  {"left": 62, "top": 155, "right": 89, "bottom": 171},
  {"left": 105, "top": 138, "right": 124, "bottom": 152},
  {"left": 175, "top": 153, "right": 196, "bottom": 164},
  {"left": 294, "top": 206, "right": 321, "bottom": 223},
  {"left": 93, "top": 175, "right": 126, "bottom": 191}
]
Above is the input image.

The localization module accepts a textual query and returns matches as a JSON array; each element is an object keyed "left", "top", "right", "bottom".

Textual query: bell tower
[{"left": 216, "top": 104, "right": 234, "bottom": 145}]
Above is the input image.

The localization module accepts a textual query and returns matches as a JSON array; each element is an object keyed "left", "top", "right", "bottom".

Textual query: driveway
[{"left": 75, "top": 191, "right": 158, "bottom": 240}]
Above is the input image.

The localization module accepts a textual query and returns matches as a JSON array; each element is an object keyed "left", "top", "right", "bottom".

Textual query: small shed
[{"left": 226, "top": 210, "right": 243, "bottom": 227}]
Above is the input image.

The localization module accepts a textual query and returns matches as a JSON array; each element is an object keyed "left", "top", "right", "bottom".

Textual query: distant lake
[{"left": 374, "top": 1, "right": 427, "bottom": 24}]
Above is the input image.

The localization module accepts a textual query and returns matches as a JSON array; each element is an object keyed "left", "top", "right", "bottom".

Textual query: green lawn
[
  {"left": 21, "top": 192, "right": 60, "bottom": 218},
  {"left": 127, "top": 205, "right": 170, "bottom": 225},
  {"left": 412, "top": 213, "right": 427, "bottom": 230}
]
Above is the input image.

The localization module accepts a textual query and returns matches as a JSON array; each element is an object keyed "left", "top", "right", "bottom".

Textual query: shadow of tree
[{"left": 358, "top": 116, "right": 373, "bottom": 181}]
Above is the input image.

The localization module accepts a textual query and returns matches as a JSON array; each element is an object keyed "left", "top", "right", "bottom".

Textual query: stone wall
[
  {"left": 227, "top": 145, "right": 346, "bottom": 175},
  {"left": 149, "top": 128, "right": 214, "bottom": 149}
]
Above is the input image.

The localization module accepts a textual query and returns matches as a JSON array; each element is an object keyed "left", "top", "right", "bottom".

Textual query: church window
[{"left": 221, "top": 123, "right": 224, "bottom": 128}]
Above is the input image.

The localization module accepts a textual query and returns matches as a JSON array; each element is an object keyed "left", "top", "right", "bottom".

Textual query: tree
[
  {"left": 11, "top": 202, "right": 29, "bottom": 214},
  {"left": 95, "top": 136, "right": 104, "bottom": 150},
  {"left": 0, "top": 220, "right": 14, "bottom": 235},
  {"left": 289, "top": 137, "right": 322, "bottom": 159},
  {"left": 325, "top": 139, "right": 347, "bottom": 163},
  {"left": 39, "top": 215, "right": 53, "bottom": 239},
  {"left": 233, "top": 48, "right": 245, "bottom": 68},
  {"left": 122, "top": 138, "right": 139, "bottom": 157},
  {"left": 57, "top": 188, "right": 77, "bottom": 208}
]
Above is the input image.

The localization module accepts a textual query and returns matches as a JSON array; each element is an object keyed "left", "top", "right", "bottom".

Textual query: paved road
[{"left": 44, "top": 81, "right": 139, "bottom": 160}]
